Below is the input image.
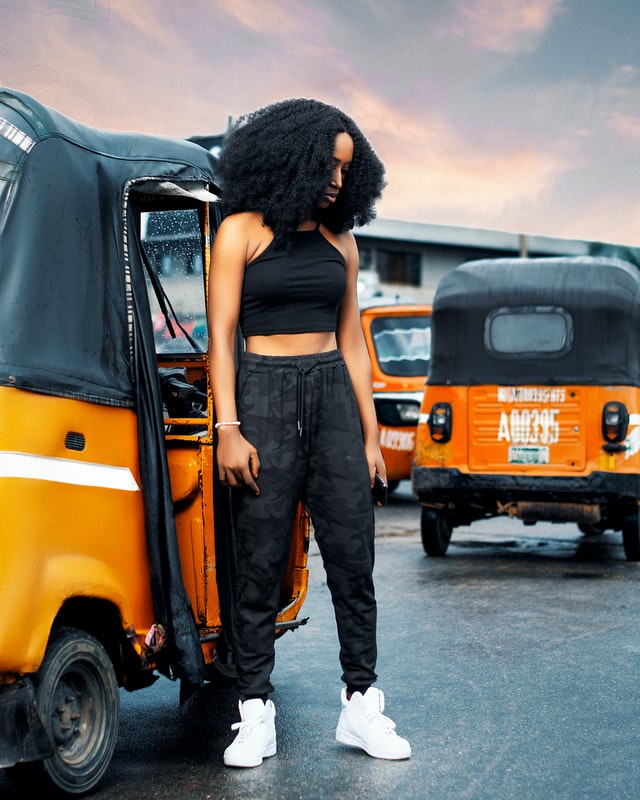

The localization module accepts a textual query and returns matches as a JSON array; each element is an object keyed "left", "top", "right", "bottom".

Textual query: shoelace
[
  {"left": 230, "top": 716, "right": 264, "bottom": 739},
  {"left": 362, "top": 706, "right": 398, "bottom": 733}
]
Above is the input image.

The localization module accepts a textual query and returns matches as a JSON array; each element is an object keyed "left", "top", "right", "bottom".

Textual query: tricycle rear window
[
  {"left": 485, "top": 306, "right": 573, "bottom": 359},
  {"left": 370, "top": 314, "right": 431, "bottom": 377}
]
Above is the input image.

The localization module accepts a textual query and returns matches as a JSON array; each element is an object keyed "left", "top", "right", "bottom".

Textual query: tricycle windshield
[
  {"left": 142, "top": 208, "right": 208, "bottom": 354},
  {"left": 370, "top": 314, "right": 431, "bottom": 377}
]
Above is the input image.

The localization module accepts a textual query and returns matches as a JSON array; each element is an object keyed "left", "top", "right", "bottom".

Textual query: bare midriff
[{"left": 245, "top": 331, "right": 338, "bottom": 356}]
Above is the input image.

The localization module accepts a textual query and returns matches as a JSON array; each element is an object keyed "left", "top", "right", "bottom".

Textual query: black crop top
[{"left": 240, "top": 227, "right": 347, "bottom": 336}]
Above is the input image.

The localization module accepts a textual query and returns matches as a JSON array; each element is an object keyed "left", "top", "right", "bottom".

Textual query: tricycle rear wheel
[
  {"left": 578, "top": 523, "right": 602, "bottom": 536},
  {"left": 420, "top": 508, "right": 452, "bottom": 557},
  {"left": 5, "top": 626, "right": 120, "bottom": 796}
]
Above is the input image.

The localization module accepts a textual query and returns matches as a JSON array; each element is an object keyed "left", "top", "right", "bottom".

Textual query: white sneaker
[
  {"left": 223, "top": 698, "right": 277, "bottom": 768},
  {"left": 336, "top": 687, "right": 411, "bottom": 760}
]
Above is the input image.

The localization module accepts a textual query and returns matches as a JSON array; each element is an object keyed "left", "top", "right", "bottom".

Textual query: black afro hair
[{"left": 216, "top": 98, "right": 386, "bottom": 249}]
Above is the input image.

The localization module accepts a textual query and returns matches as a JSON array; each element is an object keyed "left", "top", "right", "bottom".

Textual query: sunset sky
[{"left": 1, "top": 0, "right": 639, "bottom": 246}]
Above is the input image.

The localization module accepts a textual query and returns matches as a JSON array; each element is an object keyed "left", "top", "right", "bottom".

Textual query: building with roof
[{"left": 354, "top": 218, "right": 590, "bottom": 302}]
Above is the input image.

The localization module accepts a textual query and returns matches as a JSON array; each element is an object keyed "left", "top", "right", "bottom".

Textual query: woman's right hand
[{"left": 216, "top": 427, "right": 261, "bottom": 495}]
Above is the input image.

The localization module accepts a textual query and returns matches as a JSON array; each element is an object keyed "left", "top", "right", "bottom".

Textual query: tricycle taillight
[
  {"left": 428, "top": 402, "right": 452, "bottom": 443},
  {"left": 602, "top": 401, "right": 629, "bottom": 444}
]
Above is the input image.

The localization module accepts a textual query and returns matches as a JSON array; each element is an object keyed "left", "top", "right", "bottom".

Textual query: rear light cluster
[
  {"left": 428, "top": 402, "right": 452, "bottom": 443},
  {"left": 602, "top": 401, "right": 629, "bottom": 452},
  {"left": 424, "top": 400, "right": 631, "bottom": 451}
]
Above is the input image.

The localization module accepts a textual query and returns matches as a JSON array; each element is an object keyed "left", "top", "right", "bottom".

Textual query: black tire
[
  {"left": 386, "top": 480, "right": 400, "bottom": 495},
  {"left": 421, "top": 507, "right": 452, "bottom": 557},
  {"left": 578, "top": 523, "right": 602, "bottom": 536},
  {"left": 622, "top": 511, "right": 640, "bottom": 562},
  {"left": 6, "top": 627, "right": 120, "bottom": 796}
]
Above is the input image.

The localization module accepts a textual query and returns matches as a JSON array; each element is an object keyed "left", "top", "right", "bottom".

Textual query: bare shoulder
[
  {"left": 215, "top": 211, "right": 273, "bottom": 263},
  {"left": 218, "top": 211, "right": 264, "bottom": 237}
]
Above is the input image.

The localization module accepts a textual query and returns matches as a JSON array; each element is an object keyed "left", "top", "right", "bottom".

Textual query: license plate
[{"left": 508, "top": 445, "right": 549, "bottom": 465}]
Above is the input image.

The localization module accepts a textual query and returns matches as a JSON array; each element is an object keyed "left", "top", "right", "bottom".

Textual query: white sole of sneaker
[
  {"left": 336, "top": 726, "right": 410, "bottom": 761},
  {"left": 223, "top": 740, "right": 277, "bottom": 769}
]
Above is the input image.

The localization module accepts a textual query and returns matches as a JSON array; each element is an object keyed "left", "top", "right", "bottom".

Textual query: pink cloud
[
  {"left": 444, "top": 0, "right": 566, "bottom": 52},
  {"left": 219, "top": 0, "right": 325, "bottom": 35},
  {"left": 609, "top": 113, "right": 640, "bottom": 141},
  {"left": 331, "top": 82, "right": 579, "bottom": 237},
  {"left": 382, "top": 139, "right": 571, "bottom": 220}
]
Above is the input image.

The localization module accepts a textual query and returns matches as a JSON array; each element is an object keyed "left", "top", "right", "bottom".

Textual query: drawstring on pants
[
  {"left": 239, "top": 349, "right": 343, "bottom": 440},
  {"left": 296, "top": 369, "right": 305, "bottom": 436}
]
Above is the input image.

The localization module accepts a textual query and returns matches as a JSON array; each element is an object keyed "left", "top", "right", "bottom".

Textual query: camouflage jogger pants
[{"left": 232, "top": 349, "right": 378, "bottom": 697}]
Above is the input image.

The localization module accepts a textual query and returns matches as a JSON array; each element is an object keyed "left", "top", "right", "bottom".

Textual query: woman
[{"left": 208, "top": 98, "right": 410, "bottom": 768}]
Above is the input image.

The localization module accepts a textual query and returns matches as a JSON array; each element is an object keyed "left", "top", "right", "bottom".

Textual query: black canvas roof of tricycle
[
  {"left": 0, "top": 86, "right": 218, "bottom": 404},
  {"left": 428, "top": 256, "right": 640, "bottom": 387},
  {"left": 0, "top": 87, "right": 219, "bottom": 688}
]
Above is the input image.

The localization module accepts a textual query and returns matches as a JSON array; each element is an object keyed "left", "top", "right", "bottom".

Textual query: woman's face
[{"left": 318, "top": 131, "right": 354, "bottom": 209}]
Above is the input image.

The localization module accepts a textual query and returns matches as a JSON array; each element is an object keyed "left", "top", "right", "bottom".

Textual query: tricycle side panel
[{"left": 0, "top": 388, "right": 154, "bottom": 674}]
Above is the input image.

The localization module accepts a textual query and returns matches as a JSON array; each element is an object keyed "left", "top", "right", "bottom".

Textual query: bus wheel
[
  {"left": 421, "top": 508, "right": 452, "bottom": 557},
  {"left": 622, "top": 512, "right": 640, "bottom": 561},
  {"left": 6, "top": 627, "right": 120, "bottom": 796}
]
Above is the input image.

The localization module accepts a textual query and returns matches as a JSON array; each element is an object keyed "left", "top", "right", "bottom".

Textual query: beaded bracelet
[{"left": 214, "top": 420, "right": 241, "bottom": 429}]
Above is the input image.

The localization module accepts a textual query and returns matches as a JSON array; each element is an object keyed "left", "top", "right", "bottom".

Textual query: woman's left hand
[{"left": 365, "top": 440, "right": 387, "bottom": 487}]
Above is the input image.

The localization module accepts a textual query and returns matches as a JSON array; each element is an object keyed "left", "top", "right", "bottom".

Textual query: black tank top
[{"left": 240, "top": 226, "right": 347, "bottom": 336}]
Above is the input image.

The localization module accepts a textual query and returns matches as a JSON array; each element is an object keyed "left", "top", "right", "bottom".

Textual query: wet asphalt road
[{"left": 2, "top": 482, "right": 638, "bottom": 799}]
